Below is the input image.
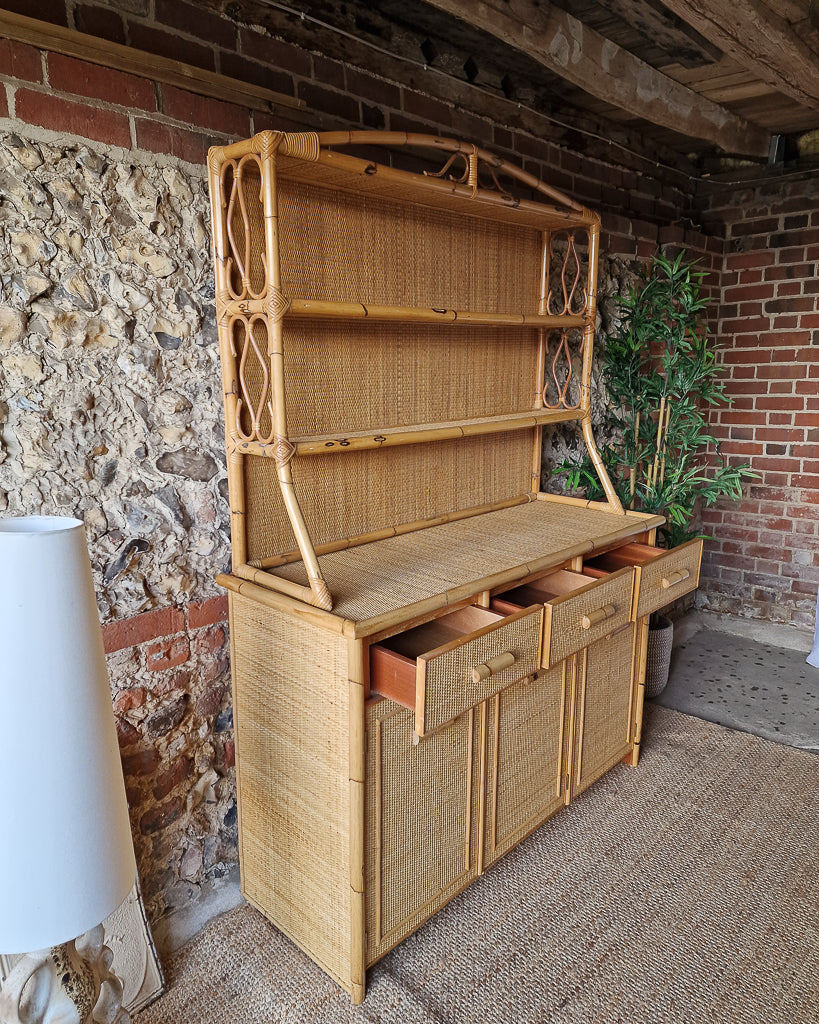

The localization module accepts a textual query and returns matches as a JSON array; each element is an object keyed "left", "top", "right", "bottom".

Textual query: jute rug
[{"left": 138, "top": 706, "right": 819, "bottom": 1024}]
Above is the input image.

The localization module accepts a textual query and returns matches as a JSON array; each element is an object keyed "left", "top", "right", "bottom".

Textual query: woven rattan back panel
[
  {"left": 230, "top": 595, "right": 352, "bottom": 989},
  {"left": 243, "top": 432, "right": 533, "bottom": 562},
  {"left": 573, "top": 622, "right": 636, "bottom": 797},
  {"left": 277, "top": 179, "right": 542, "bottom": 310},
  {"left": 282, "top": 321, "right": 538, "bottom": 437},
  {"left": 365, "top": 698, "right": 481, "bottom": 966},
  {"left": 483, "top": 663, "right": 568, "bottom": 868}
]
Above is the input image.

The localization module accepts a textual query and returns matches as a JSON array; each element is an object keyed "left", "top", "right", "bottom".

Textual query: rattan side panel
[
  {"left": 420, "top": 607, "right": 542, "bottom": 734},
  {"left": 572, "top": 623, "right": 637, "bottom": 798},
  {"left": 484, "top": 663, "right": 568, "bottom": 869},
  {"left": 364, "top": 699, "right": 481, "bottom": 966},
  {"left": 277, "top": 178, "right": 542, "bottom": 311},
  {"left": 229, "top": 594, "right": 352, "bottom": 990},
  {"left": 243, "top": 432, "right": 533, "bottom": 562},
  {"left": 282, "top": 321, "right": 538, "bottom": 437}
]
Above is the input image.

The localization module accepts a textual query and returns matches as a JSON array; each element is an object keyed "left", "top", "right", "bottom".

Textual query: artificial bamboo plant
[{"left": 557, "top": 251, "right": 755, "bottom": 547}]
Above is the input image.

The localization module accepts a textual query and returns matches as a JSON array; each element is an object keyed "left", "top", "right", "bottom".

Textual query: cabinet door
[
  {"left": 569, "top": 622, "right": 637, "bottom": 800},
  {"left": 365, "top": 699, "right": 481, "bottom": 966},
  {"left": 483, "top": 662, "right": 569, "bottom": 869}
]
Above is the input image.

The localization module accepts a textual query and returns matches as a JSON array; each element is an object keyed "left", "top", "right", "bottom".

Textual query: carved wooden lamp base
[{"left": 0, "top": 926, "right": 130, "bottom": 1024}]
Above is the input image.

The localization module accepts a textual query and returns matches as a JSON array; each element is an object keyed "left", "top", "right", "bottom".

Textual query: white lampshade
[{"left": 0, "top": 516, "right": 136, "bottom": 953}]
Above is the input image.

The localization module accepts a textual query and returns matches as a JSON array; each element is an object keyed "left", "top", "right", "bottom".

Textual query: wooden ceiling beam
[
  {"left": 419, "top": 0, "right": 771, "bottom": 157},
  {"left": 656, "top": 0, "right": 819, "bottom": 108}
]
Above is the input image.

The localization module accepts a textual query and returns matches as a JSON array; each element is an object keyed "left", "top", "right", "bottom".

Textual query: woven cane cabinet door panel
[
  {"left": 569, "top": 623, "right": 638, "bottom": 800},
  {"left": 482, "top": 662, "right": 569, "bottom": 870},
  {"left": 364, "top": 698, "right": 482, "bottom": 965}
]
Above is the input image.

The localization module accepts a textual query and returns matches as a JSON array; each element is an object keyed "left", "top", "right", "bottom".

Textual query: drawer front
[
  {"left": 634, "top": 538, "right": 702, "bottom": 618},
  {"left": 418, "top": 606, "right": 542, "bottom": 735},
  {"left": 543, "top": 566, "right": 634, "bottom": 668}
]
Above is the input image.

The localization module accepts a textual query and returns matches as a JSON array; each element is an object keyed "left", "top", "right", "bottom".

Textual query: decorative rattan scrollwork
[
  {"left": 542, "top": 329, "right": 583, "bottom": 411},
  {"left": 425, "top": 147, "right": 514, "bottom": 202},
  {"left": 546, "top": 231, "right": 589, "bottom": 317},
  {"left": 229, "top": 313, "right": 275, "bottom": 444},
  {"left": 222, "top": 153, "right": 268, "bottom": 302}
]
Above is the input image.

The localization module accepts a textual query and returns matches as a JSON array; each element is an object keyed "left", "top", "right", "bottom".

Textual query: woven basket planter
[{"left": 645, "top": 616, "right": 674, "bottom": 698}]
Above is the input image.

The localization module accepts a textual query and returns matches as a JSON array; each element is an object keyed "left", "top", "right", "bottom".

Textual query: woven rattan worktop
[{"left": 267, "top": 499, "right": 661, "bottom": 631}]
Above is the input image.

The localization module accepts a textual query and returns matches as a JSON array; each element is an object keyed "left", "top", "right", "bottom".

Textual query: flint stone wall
[{"left": 0, "top": 128, "right": 235, "bottom": 921}]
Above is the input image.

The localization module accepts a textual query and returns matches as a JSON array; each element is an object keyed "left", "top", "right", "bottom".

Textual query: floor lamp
[{"left": 0, "top": 516, "right": 136, "bottom": 1024}]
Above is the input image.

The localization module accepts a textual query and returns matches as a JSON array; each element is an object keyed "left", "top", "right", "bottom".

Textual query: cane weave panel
[
  {"left": 281, "top": 321, "right": 538, "bottom": 437},
  {"left": 573, "top": 623, "right": 636, "bottom": 797},
  {"left": 484, "top": 664, "right": 567, "bottom": 868},
  {"left": 230, "top": 595, "right": 351, "bottom": 985},
  {"left": 421, "top": 607, "right": 542, "bottom": 733},
  {"left": 277, "top": 179, "right": 541, "bottom": 312},
  {"left": 243, "top": 432, "right": 533, "bottom": 562},
  {"left": 365, "top": 700, "right": 480, "bottom": 965}
]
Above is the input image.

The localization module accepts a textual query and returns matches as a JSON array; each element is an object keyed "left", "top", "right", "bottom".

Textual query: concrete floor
[{"left": 651, "top": 610, "right": 819, "bottom": 754}]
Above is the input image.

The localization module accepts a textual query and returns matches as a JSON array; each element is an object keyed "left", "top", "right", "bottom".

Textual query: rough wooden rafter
[
  {"left": 419, "top": 0, "right": 771, "bottom": 157},
  {"left": 656, "top": 0, "right": 819, "bottom": 108}
]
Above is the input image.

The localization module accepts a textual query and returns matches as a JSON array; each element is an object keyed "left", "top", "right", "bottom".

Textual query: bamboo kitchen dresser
[{"left": 206, "top": 130, "right": 702, "bottom": 1003}]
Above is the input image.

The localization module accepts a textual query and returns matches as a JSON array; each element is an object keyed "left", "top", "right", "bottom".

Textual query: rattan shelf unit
[{"left": 206, "top": 130, "right": 702, "bottom": 1003}]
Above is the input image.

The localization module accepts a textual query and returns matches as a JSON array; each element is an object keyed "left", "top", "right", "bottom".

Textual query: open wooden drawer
[
  {"left": 584, "top": 538, "right": 703, "bottom": 619},
  {"left": 370, "top": 605, "right": 543, "bottom": 736},
  {"left": 490, "top": 566, "right": 635, "bottom": 668}
]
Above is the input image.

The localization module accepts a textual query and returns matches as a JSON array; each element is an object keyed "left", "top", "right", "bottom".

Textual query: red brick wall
[{"left": 695, "top": 175, "right": 819, "bottom": 627}]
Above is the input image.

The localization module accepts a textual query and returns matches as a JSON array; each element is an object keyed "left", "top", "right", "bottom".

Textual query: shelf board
[
  {"left": 229, "top": 297, "right": 588, "bottom": 329},
  {"left": 286, "top": 299, "right": 587, "bottom": 328},
  {"left": 233, "top": 407, "right": 584, "bottom": 459}
]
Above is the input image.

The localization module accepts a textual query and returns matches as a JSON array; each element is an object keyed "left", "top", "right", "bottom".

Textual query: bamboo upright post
[
  {"left": 579, "top": 220, "right": 623, "bottom": 513},
  {"left": 259, "top": 140, "right": 332, "bottom": 611},
  {"left": 347, "top": 639, "right": 367, "bottom": 1004},
  {"left": 532, "top": 231, "right": 550, "bottom": 493},
  {"left": 208, "top": 149, "right": 249, "bottom": 568}
]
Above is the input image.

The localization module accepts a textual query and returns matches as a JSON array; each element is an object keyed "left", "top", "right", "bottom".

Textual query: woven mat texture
[{"left": 137, "top": 706, "right": 819, "bottom": 1024}]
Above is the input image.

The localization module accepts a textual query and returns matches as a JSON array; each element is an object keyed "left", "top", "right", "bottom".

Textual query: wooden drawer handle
[
  {"left": 581, "top": 604, "right": 616, "bottom": 630},
  {"left": 472, "top": 651, "right": 516, "bottom": 683},
  {"left": 662, "top": 569, "right": 691, "bottom": 589}
]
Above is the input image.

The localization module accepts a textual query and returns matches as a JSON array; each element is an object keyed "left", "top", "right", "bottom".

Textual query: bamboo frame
[
  {"left": 234, "top": 296, "right": 587, "bottom": 327},
  {"left": 233, "top": 409, "right": 581, "bottom": 459}
]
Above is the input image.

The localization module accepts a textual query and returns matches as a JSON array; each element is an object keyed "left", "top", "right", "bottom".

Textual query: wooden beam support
[
  {"left": 0, "top": 9, "right": 303, "bottom": 113},
  {"left": 656, "top": 0, "right": 819, "bottom": 109},
  {"left": 419, "top": 0, "right": 771, "bottom": 157},
  {"left": 593, "top": 0, "right": 723, "bottom": 67}
]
